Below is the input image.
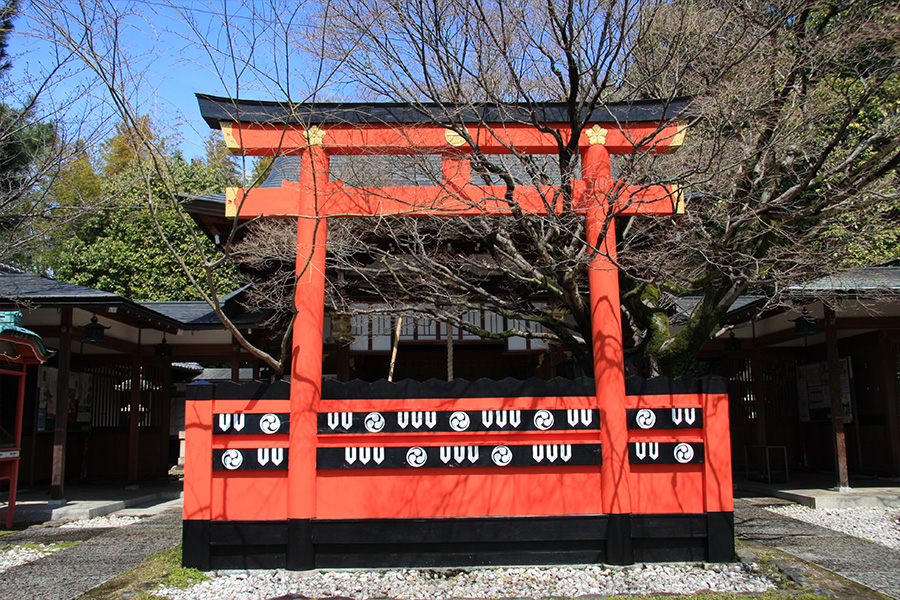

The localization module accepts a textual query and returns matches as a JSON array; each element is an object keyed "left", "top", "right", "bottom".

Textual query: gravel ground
[
  {"left": 59, "top": 514, "right": 145, "bottom": 529},
  {"left": 155, "top": 563, "right": 775, "bottom": 600},
  {"left": 0, "top": 543, "right": 67, "bottom": 573},
  {"left": 764, "top": 505, "right": 900, "bottom": 550},
  {"left": 0, "top": 514, "right": 144, "bottom": 576}
]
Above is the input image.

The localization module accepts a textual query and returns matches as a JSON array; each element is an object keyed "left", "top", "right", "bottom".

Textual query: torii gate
[{"left": 183, "top": 95, "right": 733, "bottom": 570}]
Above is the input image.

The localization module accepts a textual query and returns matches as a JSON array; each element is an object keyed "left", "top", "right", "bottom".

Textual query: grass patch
[
  {"left": 0, "top": 540, "right": 81, "bottom": 552},
  {"left": 600, "top": 594, "right": 830, "bottom": 600},
  {"left": 75, "top": 544, "right": 207, "bottom": 600}
]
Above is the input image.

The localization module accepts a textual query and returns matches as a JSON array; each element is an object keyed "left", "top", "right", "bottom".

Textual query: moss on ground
[{"left": 75, "top": 544, "right": 207, "bottom": 600}]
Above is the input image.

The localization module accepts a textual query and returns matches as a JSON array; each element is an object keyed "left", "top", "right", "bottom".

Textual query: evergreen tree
[{"left": 50, "top": 119, "right": 239, "bottom": 300}]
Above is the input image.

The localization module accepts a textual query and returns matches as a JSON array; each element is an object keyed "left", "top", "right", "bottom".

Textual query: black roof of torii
[{"left": 196, "top": 93, "right": 694, "bottom": 130}]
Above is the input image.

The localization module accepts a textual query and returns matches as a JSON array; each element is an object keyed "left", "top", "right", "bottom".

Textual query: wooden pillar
[
  {"left": 583, "top": 142, "right": 632, "bottom": 564},
  {"left": 751, "top": 347, "right": 767, "bottom": 445},
  {"left": 287, "top": 145, "right": 328, "bottom": 570},
  {"left": 50, "top": 308, "right": 72, "bottom": 500},
  {"left": 158, "top": 360, "right": 172, "bottom": 477},
  {"left": 128, "top": 353, "right": 141, "bottom": 485},
  {"left": 336, "top": 344, "right": 350, "bottom": 383},
  {"left": 231, "top": 336, "right": 240, "bottom": 382},
  {"left": 880, "top": 333, "right": 900, "bottom": 477},
  {"left": 824, "top": 305, "right": 850, "bottom": 490}
]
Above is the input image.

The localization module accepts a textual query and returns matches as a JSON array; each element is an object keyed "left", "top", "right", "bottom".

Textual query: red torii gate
[{"left": 183, "top": 96, "right": 733, "bottom": 570}]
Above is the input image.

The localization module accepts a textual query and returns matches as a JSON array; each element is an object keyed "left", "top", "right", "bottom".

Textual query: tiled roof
[
  {"left": 0, "top": 273, "right": 122, "bottom": 302},
  {"left": 0, "top": 273, "right": 267, "bottom": 329},
  {"left": 788, "top": 267, "right": 900, "bottom": 294}
]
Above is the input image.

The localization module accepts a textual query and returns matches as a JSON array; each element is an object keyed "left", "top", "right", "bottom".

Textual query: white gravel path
[
  {"left": 59, "top": 514, "right": 145, "bottom": 529},
  {"left": 155, "top": 563, "right": 775, "bottom": 600},
  {"left": 0, "top": 542, "right": 67, "bottom": 573},
  {"left": 764, "top": 504, "right": 900, "bottom": 550}
]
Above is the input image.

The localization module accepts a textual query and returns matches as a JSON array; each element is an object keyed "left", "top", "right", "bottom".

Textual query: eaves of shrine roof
[
  {"left": 139, "top": 286, "right": 270, "bottom": 328},
  {"left": 197, "top": 94, "right": 694, "bottom": 129},
  {"left": 786, "top": 267, "right": 900, "bottom": 298}
]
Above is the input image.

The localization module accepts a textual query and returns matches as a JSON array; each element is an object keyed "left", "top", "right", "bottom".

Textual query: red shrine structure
[{"left": 182, "top": 95, "right": 734, "bottom": 569}]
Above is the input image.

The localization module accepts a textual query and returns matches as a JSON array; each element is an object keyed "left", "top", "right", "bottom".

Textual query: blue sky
[{"left": 6, "top": 1, "right": 326, "bottom": 160}]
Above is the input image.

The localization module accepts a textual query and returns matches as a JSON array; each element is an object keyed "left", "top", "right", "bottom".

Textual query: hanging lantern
[
  {"left": 81, "top": 316, "right": 110, "bottom": 344},
  {"left": 155, "top": 337, "right": 173, "bottom": 359},
  {"left": 723, "top": 331, "right": 742, "bottom": 354},
  {"left": 791, "top": 309, "right": 819, "bottom": 336}
]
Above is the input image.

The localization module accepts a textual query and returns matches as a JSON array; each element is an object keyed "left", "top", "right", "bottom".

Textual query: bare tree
[
  {"left": 617, "top": 0, "right": 900, "bottom": 374},
  {"left": 20, "top": 0, "right": 342, "bottom": 373},
  {"left": 18, "top": 0, "right": 899, "bottom": 379}
]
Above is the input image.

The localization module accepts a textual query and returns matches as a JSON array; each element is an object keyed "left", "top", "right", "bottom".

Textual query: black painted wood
[
  {"left": 214, "top": 412, "right": 289, "bottom": 435},
  {"left": 318, "top": 408, "right": 599, "bottom": 434},
  {"left": 317, "top": 443, "right": 602, "bottom": 469},
  {"left": 187, "top": 375, "right": 728, "bottom": 402},
  {"left": 181, "top": 513, "right": 735, "bottom": 571},
  {"left": 626, "top": 408, "right": 703, "bottom": 430},
  {"left": 182, "top": 520, "right": 211, "bottom": 571},
  {"left": 197, "top": 94, "right": 693, "bottom": 129},
  {"left": 213, "top": 448, "right": 289, "bottom": 470},
  {"left": 628, "top": 442, "right": 705, "bottom": 464},
  {"left": 707, "top": 512, "right": 736, "bottom": 562},
  {"left": 312, "top": 515, "right": 610, "bottom": 544}
]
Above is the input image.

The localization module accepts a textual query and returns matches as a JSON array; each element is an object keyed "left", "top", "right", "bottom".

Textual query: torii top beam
[{"left": 196, "top": 94, "right": 691, "bottom": 219}]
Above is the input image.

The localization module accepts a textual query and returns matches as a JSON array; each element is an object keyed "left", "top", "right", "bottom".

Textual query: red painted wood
[
  {"left": 583, "top": 143, "right": 632, "bottom": 516},
  {"left": 223, "top": 122, "right": 683, "bottom": 156},
  {"left": 229, "top": 179, "right": 679, "bottom": 219},
  {"left": 184, "top": 400, "right": 213, "bottom": 520},
  {"left": 212, "top": 472, "right": 289, "bottom": 521},
  {"left": 703, "top": 393, "right": 734, "bottom": 513},
  {"left": 315, "top": 468, "right": 603, "bottom": 519},
  {"left": 289, "top": 147, "right": 329, "bottom": 521}
]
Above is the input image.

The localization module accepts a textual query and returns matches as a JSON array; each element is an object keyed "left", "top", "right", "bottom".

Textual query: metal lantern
[{"left": 81, "top": 315, "right": 110, "bottom": 344}]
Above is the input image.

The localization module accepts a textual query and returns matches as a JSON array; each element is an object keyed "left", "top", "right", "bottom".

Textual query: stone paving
[
  {"left": 735, "top": 497, "right": 900, "bottom": 600},
  {"left": 0, "top": 506, "right": 182, "bottom": 600},
  {"left": 0, "top": 495, "right": 897, "bottom": 599}
]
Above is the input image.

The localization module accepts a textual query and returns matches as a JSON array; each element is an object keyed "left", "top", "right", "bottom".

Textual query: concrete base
[
  {"left": 14, "top": 490, "right": 183, "bottom": 522},
  {"left": 736, "top": 478, "right": 900, "bottom": 509}
]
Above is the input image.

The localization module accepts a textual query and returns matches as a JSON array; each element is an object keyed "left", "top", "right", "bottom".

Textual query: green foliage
[
  {"left": 0, "top": 0, "right": 19, "bottom": 73},
  {"left": 203, "top": 131, "right": 241, "bottom": 187},
  {"left": 99, "top": 116, "right": 168, "bottom": 178},
  {"left": 48, "top": 119, "right": 239, "bottom": 300}
]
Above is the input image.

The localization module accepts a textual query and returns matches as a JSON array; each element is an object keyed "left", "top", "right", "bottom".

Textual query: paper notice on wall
[{"left": 796, "top": 359, "right": 852, "bottom": 423}]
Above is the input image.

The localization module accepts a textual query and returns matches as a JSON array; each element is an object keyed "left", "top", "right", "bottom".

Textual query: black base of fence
[{"left": 182, "top": 512, "right": 734, "bottom": 571}]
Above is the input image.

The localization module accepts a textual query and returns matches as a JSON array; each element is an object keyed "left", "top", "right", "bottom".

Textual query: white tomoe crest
[
  {"left": 533, "top": 410, "right": 554, "bottom": 430},
  {"left": 491, "top": 445, "right": 513, "bottom": 466},
  {"left": 364, "top": 412, "right": 385, "bottom": 433},
  {"left": 222, "top": 449, "right": 243, "bottom": 470},
  {"left": 449, "top": 411, "right": 470, "bottom": 431},
  {"left": 674, "top": 443, "right": 695, "bottom": 464},
  {"left": 259, "top": 413, "right": 281, "bottom": 434},
  {"left": 636, "top": 409, "right": 656, "bottom": 429},
  {"left": 406, "top": 446, "right": 428, "bottom": 467}
]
